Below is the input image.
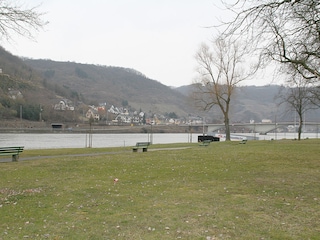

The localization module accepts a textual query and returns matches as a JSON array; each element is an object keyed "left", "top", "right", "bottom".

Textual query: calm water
[
  {"left": 0, "top": 132, "right": 318, "bottom": 150},
  {"left": 0, "top": 133, "right": 199, "bottom": 149}
]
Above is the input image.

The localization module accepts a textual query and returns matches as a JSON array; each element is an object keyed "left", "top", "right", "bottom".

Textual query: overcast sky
[{"left": 2, "top": 0, "right": 274, "bottom": 87}]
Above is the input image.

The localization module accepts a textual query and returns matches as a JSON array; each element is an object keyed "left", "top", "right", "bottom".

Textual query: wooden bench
[
  {"left": 239, "top": 139, "right": 247, "bottom": 144},
  {"left": 199, "top": 140, "right": 211, "bottom": 147},
  {"left": 0, "top": 146, "right": 24, "bottom": 162},
  {"left": 132, "top": 142, "right": 150, "bottom": 152}
]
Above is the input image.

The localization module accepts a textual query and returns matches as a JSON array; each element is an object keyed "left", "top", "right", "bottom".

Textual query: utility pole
[
  {"left": 39, "top": 104, "right": 42, "bottom": 122},
  {"left": 20, "top": 105, "right": 22, "bottom": 128}
]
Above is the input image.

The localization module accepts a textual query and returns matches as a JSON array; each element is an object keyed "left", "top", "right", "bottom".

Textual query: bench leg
[
  {"left": 12, "top": 155, "right": 18, "bottom": 162},
  {"left": 143, "top": 148, "right": 147, "bottom": 152},
  {"left": 133, "top": 148, "right": 138, "bottom": 152}
]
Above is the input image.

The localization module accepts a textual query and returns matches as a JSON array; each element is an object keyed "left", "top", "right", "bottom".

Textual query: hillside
[
  {"left": 0, "top": 47, "right": 57, "bottom": 121},
  {"left": 175, "top": 84, "right": 279, "bottom": 123},
  {"left": 1, "top": 45, "right": 319, "bottom": 126},
  {"left": 23, "top": 59, "right": 194, "bottom": 117},
  {"left": 0, "top": 46, "right": 197, "bottom": 123},
  {"left": 175, "top": 84, "right": 320, "bottom": 123}
]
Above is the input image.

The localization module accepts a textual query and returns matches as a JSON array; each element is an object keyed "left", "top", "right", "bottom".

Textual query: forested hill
[
  {"left": 175, "top": 84, "right": 320, "bottom": 122},
  {"left": 0, "top": 47, "right": 57, "bottom": 120},
  {"left": 23, "top": 59, "right": 193, "bottom": 117},
  {"left": 0, "top": 46, "right": 195, "bottom": 122},
  {"left": 1, "top": 45, "right": 319, "bottom": 124}
]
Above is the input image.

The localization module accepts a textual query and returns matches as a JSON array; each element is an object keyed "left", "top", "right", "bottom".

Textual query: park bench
[
  {"left": 132, "top": 142, "right": 150, "bottom": 152},
  {"left": 0, "top": 146, "right": 24, "bottom": 162},
  {"left": 239, "top": 139, "right": 247, "bottom": 144},
  {"left": 199, "top": 140, "right": 211, "bottom": 147}
]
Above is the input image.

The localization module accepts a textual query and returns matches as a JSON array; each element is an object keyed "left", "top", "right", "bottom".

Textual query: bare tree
[
  {"left": 0, "top": 0, "right": 46, "bottom": 41},
  {"left": 192, "top": 36, "right": 258, "bottom": 141},
  {"left": 277, "top": 71, "right": 318, "bottom": 140},
  {"left": 222, "top": 0, "right": 320, "bottom": 81}
]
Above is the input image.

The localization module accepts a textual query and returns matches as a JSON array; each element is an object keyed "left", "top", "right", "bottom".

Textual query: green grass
[{"left": 0, "top": 140, "right": 320, "bottom": 239}]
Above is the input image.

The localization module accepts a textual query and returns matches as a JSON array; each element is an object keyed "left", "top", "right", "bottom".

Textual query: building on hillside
[
  {"left": 86, "top": 108, "right": 100, "bottom": 121},
  {"left": 54, "top": 99, "right": 74, "bottom": 111},
  {"left": 8, "top": 88, "right": 23, "bottom": 100},
  {"left": 261, "top": 119, "right": 272, "bottom": 123}
]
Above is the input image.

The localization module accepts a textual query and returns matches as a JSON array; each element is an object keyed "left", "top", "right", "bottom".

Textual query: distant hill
[
  {"left": 0, "top": 46, "right": 319, "bottom": 125},
  {"left": 175, "top": 84, "right": 320, "bottom": 123},
  {"left": 23, "top": 59, "right": 195, "bottom": 118},
  {"left": 175, "top": 84, "right": 279, "bottom": 123},
  {"left": 0, "top": 47, "right": 58, "bottom": 121}
]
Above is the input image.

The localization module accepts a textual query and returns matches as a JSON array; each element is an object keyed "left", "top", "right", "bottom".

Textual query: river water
[
  {"left": 0, "top": 132, "right": 318, "bottom": 150},
  {"left": 0, "top": 133, "right": 199, "bottom": 149}
]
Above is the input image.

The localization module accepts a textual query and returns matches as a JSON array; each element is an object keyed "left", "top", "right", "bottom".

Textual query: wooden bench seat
[
  {"left": 239, "top": 139, "right": 247, "bottom": 144},
  {"left": 132, "top": 142, "right": 150, "bottom": 152},
  {"left": 0, "top": 146, "right": 24, "bottom": 162},
  {"left": 199, "top": 140, "right": 211, "bottom": 147}
]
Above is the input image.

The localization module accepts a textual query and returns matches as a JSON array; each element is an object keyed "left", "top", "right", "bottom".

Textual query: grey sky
[{"left": 2, "top": 0, "right": 273, "bottom": 87}]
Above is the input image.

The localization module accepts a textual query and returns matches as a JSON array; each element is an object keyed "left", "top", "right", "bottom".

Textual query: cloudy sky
[{"left": 2, "top": 0, "right": 273, "bottom": 87}]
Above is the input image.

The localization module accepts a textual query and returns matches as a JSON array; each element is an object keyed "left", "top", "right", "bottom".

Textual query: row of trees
[
  {"left": 0, "top": 94, "right": 75, "bottom": 122},
  {"left": 193, "top": 0, "right": 320, "bottom": 140}
]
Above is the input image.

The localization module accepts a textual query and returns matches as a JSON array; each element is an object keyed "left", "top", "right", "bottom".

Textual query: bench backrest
[
  {"left": 0, "top": 147, "right": 24, "bottom": 154},
  {"left": 136, "top": 142, "right": 150, "bottom": 147}
]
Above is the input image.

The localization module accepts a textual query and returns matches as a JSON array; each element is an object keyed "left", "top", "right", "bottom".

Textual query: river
[
  {"left": 0, "top": 133, "right": 199, "bottom": 149},
  {"left": 0, "top": 132, "right": 318, "bottom": 150}
]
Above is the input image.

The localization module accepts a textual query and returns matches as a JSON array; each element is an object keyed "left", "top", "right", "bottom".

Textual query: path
[{"left": 0, "top": 147, "right": 191, "bottom": 163}]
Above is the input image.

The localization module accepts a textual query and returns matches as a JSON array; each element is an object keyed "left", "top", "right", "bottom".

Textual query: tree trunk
[
  {"left": 298, "top": 115, "right": 303, "bottom": 141},
  {"left": 225, "top": 115, "right": 231, "bottom": 141}
]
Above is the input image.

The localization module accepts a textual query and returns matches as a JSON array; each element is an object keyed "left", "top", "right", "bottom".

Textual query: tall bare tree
[
  {"left": 277, "top": 71, "right": 318, "bottom": 140},
  {"left": 192, "top": 36, "right": 258, "bottom": 141},
  {"left": 222, "top": 0, "right": 320, "bottom": 81},
  {"left": 0, "top": 0, "right": 46, "bottom": 41}
]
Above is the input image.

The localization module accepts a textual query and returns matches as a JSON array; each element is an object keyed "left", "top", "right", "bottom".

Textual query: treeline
[{"left": 0, "top": 97, "right": 40, "bottom": 121}]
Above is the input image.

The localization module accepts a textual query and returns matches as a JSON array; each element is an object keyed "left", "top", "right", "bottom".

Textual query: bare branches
[
  {"left": 192, "top": 35, "right": 259, "bottom": 140},
  {"left": 0, "top": 0, "right": 47, "bottom": 41},
  {"left": 277, "top": 70, "right": 317, "bottom": 139},
  {"left": 223, "top": 0, "right": 320, "bottom": 80},
  {"left": 194, "top": 36, "right": 259, "bottom": 108}
]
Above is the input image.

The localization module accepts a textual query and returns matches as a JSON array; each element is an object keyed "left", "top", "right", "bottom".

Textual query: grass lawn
[{"left": 0, "top": 140, "right": 319, "bottom": 239}]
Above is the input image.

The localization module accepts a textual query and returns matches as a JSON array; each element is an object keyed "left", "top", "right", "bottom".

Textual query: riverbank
[{"left": 0, "top": 120, "right": 203, "bottom": 134}]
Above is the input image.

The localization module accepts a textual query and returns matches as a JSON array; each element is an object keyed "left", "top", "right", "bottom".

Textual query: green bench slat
[
  {"left": 199, "top": 140, "right": 211, "bottom": 146},
  {"left": 132, "top": 142, "right": 150, "bottom": 152},
  {"left": 0, "top": 147, "right": 24, "bottom": 161}
]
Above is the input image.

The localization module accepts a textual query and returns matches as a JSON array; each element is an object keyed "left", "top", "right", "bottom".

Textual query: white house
[{"left": 86, "top": 108, "right": 100, "bottom": 121}]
